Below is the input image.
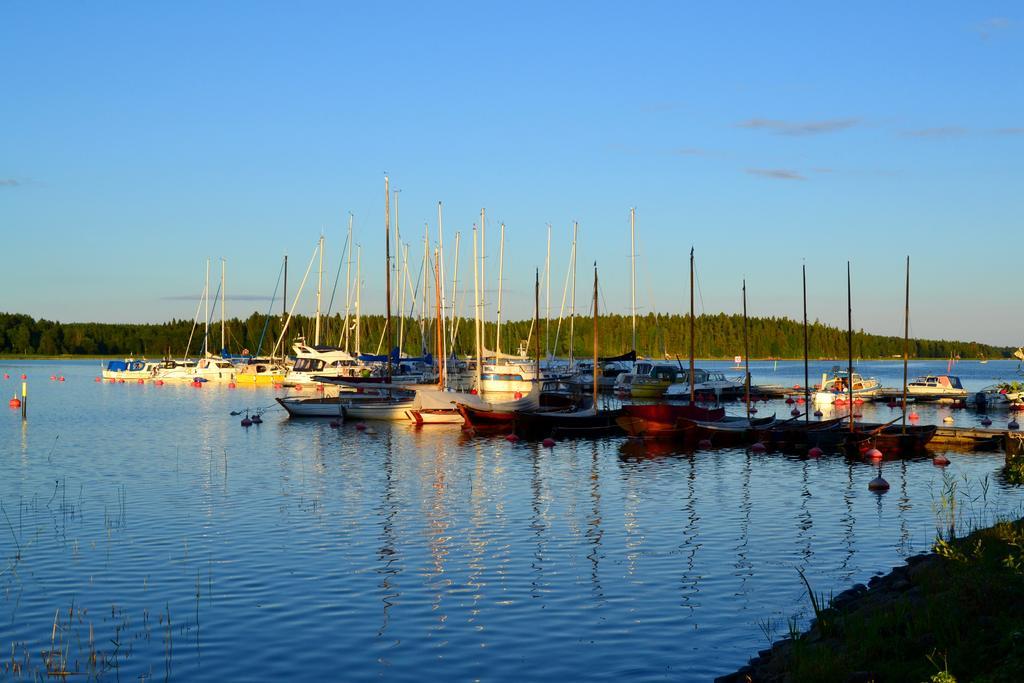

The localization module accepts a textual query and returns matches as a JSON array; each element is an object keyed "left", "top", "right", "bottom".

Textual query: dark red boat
[{"left": 616, "top": 404, "right": 725, "bottom": 440}]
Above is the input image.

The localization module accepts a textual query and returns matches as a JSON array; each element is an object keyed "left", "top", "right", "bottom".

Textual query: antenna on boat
[
  {"left": 902, "top": 256, "right": 910, "bottom": 434},
  {"left": 803, "top": 262, "right": 809, "bottom": 424},
  {"left": 630, "top": 208, "right": 637, "bottom": 356},
  {"left": 384, "top": 175, "right": 392, "bottom": 382}
]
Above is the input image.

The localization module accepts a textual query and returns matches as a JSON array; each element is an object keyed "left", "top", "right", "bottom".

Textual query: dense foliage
[{"left": 0, "top": 311, "right": 1009, "bottom": 359}]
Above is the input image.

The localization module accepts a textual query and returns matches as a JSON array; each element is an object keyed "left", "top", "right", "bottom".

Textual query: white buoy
[{"left": 942, "top": 416, "right": 954, "bottom": 423}]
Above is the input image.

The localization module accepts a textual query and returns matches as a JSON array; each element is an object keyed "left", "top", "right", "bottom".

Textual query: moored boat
[
  {"left": 101, "top": 358, "right": 160, "bottom": 381},
  {"left": 813, "top": 367, "right": 880, "bottom": 404}
]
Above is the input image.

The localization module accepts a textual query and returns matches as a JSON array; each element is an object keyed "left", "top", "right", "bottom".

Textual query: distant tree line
[{"left": 0, "top": 310, "right": 1010, "bottom": 360}]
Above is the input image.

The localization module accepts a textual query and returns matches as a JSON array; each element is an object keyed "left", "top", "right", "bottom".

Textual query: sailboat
[
  {"left": 514, "top": 264, "right": 624, "bottom": 439},
  {"left": 157, "top": 259, "right": 237, "bottom": 383}
]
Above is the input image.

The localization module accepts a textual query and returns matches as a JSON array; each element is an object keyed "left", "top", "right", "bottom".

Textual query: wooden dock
[{"left": 932, "top": 426, "right": 1005, "bottom": 451}]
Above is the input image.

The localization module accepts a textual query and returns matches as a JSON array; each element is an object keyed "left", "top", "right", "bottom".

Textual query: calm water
[{"left": 1, "top": 359, "right": 1022, "bottom": 681}]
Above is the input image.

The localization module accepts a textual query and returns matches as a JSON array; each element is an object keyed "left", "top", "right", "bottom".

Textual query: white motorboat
[
  {"left": 156, "top": 356, "right": 237, "bottom": 383},
  {"left": 813, "top": 368, "right": 880, "bottom": 404},
  {"left": 906, "top": 375, "right": 967, "bottom": 403},
  {"left": 101, "top": 359, "right": 161, "bottom": 381},
  {"left": 664, "top": 368, "right": 745, "bottom": 401}
]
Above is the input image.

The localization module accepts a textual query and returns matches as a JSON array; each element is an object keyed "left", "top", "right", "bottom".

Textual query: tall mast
[
  {"left": 593, "top": 262, "right": 599, "bottom": 409},
  {"left": 472, "top": 224, "right": 482, "bottom": 390},
  {"left": 204, "top": 258, "right": 210, "bottom": 357},
  {"left": 399, "top": 244, "right": 409, "bottom": 356},
  {"left": 450, "top": 231, "right": 460, "bottom": 350},
  {"left": 545, "top": 224, "right": 552, "bottom": 359},
  {"left": 437, "top": 202, "right": 446, "bottom": 386},
  {"left": 535, "top": 268, "right": 541, "bottom": 391},
  {"left": 480, "top": 208, "right": 486, "bottom": 353},
  {"left": 384, "top": 175, "right": 392, "bottom": 381},
  {"left": 902, "top": 256, "right": 910, "bottom": 433},
  {"left": 342, "top": 213, "right": 354, "bottom": 351},
  {"left": 496, "top": 222, "right": 505, "bottom": 354},
  {"left": 743, "top": 279, "right": 750, "bottom": 421},
  {"left": 315, "top": 234, "right": 324, "bottom": 346},
  {"left": 435, "top": 248, "right": 443, "bottom": 388},
  {"left": 283, "top": 254, "right": 287, "bottom": 320},
  {"left": 355, "top": 245, "right": 361, "bottom": 355},
  {"left": 422, "top": 222, "right": 429, "bottom": 354},
  {"left": 847, "top": 261, "right": 854, "bottom": 432},
  {"left": 689, "top": 247, "right": 695, "bottom": 405},
  {"left": 630, "top": 208, "right": 637, "bottom": 354},
  {"left": 221, "top": 257, "right": 226, "bottom": 355},
  {"left": 569, "top": 221, "right": 578, "bottom": 367},
  {"left": 394, "top": 189, "right": 400, "bottom": 335},
  {"left": 803, "top": 263, "right": 809, "bottom": 424}
]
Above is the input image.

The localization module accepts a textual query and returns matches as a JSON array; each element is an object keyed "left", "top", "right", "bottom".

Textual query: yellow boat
[
  {"left": 626, "top": 362, "right": 681, "bottom": 399},
  {"left": 233, "top": 360, "right": 286, "bottom": 386}
]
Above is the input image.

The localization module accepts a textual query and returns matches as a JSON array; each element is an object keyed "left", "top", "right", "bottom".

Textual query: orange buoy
[
  {"left": 908, "top": 412, "right": 920, "bottom": 421},
  {"left": 228, "top": 382, "right": 236, "bottom": 389},
  {"left": 8, "top": 396, "right": 21, "bottom": 409},
  {"left": 514, "top": 391, "right": 523, "bottom": 400},
  {"left": 137, "top": 379, "right": 145, "bottom": 384},
  {"left": 156, "top": 380, "right": 164, "bottom": 386},
  {"left": 94, "top": 377, "right": 101, "bottom": 382}
]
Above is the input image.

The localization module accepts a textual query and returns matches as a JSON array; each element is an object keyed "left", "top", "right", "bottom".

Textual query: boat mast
[
  {"left": 593, "top": 262, "right": 599, "bottom": 409},
  {"left": 435, "top": 248, "right": 443, "bottom": 388},
  {"left": 902, "top": 255, "right": 910, "bottom": 433},
  {"left": 847, "top": 261, "right": 854, "bottom": 433},
  {"left": 437, "top": 202, "right": 446, "bottom": 386},
  {"left": 283, "top": 254, "right": 287, "bottom": 321},
  {"left": 221, "top": 257, "right": 226, "bottom": 355},
  {"left": 630, "top": 208, "right": 637, "bottom": 355},
  {"left": 570, "top": 221, "right": 578, "bottom": 367},
  {"left": 342, "top": 213, "right": 354, "bottom": 351},
  {"left": 204, "top": 258, "right": 210, "bottom": 357},
  {"left": 535, "top": 268, "right": 541, "bottom": 391},
  {"left": 355, "top": 245, "right": 361, "bottom": 356},
  {"left": 803, "top": 263, "right": 809, "bottom": 424},
  {"left": 423, "top": 222, "right": 429, "bottom": 356},
  {"left": 496, "top": 222, "right": 505, "bottom": 355},
  {"left": 472, "top": 224, "right": 482, "bottom": 390},
  {"left": 689, "top": 247, "right": 695, "bottom": 405},
  {"left": 545, "top": 223, "right": 552, "bottom": 359},
  {"left": 384, "top": 175, "right": 392, "bottom": 381},
  {"left": 399, "top": 243, "right": 408, "bottom": 356},
  {"left": 480, "top": 208, "right": 487, "bottom": 353},
  {"left": 315, "top": 234, "right": 324, "bottom": 346},
  {"left": 450, "top": 231, "right": 460, "bottom": 350},
  {"left": 743, "top": 279, "right": 750, "bottom": 421}
]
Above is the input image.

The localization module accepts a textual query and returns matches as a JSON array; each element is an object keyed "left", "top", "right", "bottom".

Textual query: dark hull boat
[
  {"left": 616, "top": 404, "right": 725, "bottom": 440},
  {"left": 515, "top": 407, "right": 624, "bottom": 440},
  {"left": 694, "top": 414, "right": 777, "bottom": 446},
  {"left": 844, "top": 423, "right": 937, "bottom": 455},
  {"left": 757, "top": 416, "right": 846, "bottom": 450}
]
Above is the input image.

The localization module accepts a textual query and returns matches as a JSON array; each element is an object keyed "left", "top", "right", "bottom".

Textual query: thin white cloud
[
  {"left": 0, "top": 178, "right": 22, "bottom": 187},
  {"left": 737, "top": 117, "right": 861, "bottom": 136},
  {"left": 901, "top": 126, "right": 967, "bottom": 138},
  {"left": 746, "top": 168, "right": 806, "bottom": 181}
]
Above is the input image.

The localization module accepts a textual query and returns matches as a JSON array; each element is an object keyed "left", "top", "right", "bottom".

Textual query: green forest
[{"left": 0, "top": 310, "right": 1011, "bottom": 360}]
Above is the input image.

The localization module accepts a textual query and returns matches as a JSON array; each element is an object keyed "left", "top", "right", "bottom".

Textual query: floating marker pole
[{"left": 21, "top": 381, "right": 27, "bottom": 419}]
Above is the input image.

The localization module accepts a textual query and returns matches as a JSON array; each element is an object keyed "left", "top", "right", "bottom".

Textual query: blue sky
[{"left": 2, "top": 3, "right": 1021, "bottom": 345}]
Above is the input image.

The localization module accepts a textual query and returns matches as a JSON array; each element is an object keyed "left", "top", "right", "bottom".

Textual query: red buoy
[
  {"left": 698, "top": 438, "right": 713, "bottom": 448},
  {"left": 813, "top": 409, "right": 823, "bottom": 417},
  {"left": 294, "top": 384, "right": 303, "bottom": 391},
  {"left": 94, "top": 377, "right": 101, "bottom": 382},
  {"left": 791, "top": 408, "right": 800, "bottom": 416},
  {"left": 785, "top": 397, "right": 794, "bottom": 405},
  {"left": 20, "top": 374, "right": 26, "bottom": 380},
  {"left": 2, "top": 373, "right": 8, "bottom": 379},
  {"left": 8, "top": 396, "right": 20, "bottom": 409},
  {"left": 796, "top": 398, "right": 805, "bottom": 404},
  {"left": 542, "top": 438, "right": 556, "bottom": 448},
  {"left": 854, "top": 398, "right": 863, "bottom": 405},
  {"left": 749, "top": 407, "right": 758, "bottom": 414},
  {"left": 867, "top": 448, "right": 883, "bottom": 460},
  {"left": 58, "top": 376, "right": 65, "bottom": 382},
  {"left": 887, "top": 401, "right": 897, "bottom": 408},
  {"left": 469, "top": 389, "right": 478, "bottom": 395},
  {"left": 355, "top": 422, "right": 367, "bottom": 431},
  {"left": 156, "top": 380, "right": 164, "bottom": 386},
  {"left": 808, "top": 447, "right": 823, "bottom": 458},
  {"left": 329, "top": 420, "right": 340, "bottom": 428},
  {"left": 505, "top": 433, "right": 520, "bottom": 443},
  {"left": 137, "top": 379, "right": 145, "bottom": 384},
  {"left": 750, "top": 442, "right": 767, "bottom": 453},
  {"left": 514, "top": 392, "right": 523, "bottom": 400},
  {"left": 228, "top": 382, "right": 236, "bottom": 389},
  {"left": 240, "top": 417, "right": 252, "bottom": 427},
  {"left": 908, "top": 412, "right": 920, "bottom": 421},
  {"left": 316, "top": 385, "right": 324, "bottom": 392},
  {"left": 49, "top": 375, "right": 56, "bottom": 381},
  {"left": 108, "top": 378, "right": 116, "bottom": 384},
  {"left": 117, "top": 379, "right": 125, "bottom": 384},
  {"left": 933, "top": 454, "right": 951, "bottom": 467}
]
